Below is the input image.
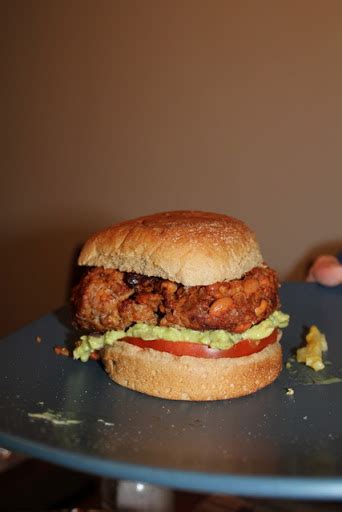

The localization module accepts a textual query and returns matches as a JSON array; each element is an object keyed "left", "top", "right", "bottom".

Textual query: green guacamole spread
[{"left": 74, "top": 310, "right": 289, "bottom": 362}]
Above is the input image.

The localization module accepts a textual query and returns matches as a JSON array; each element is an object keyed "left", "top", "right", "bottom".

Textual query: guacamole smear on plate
[{"left": 74, "top": 310, "right": 289, "bottom": 362}]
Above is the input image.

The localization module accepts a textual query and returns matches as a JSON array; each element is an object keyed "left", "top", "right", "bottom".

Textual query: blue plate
[{"left": 1, "top": 283, "right": 342, "bottom": 500}]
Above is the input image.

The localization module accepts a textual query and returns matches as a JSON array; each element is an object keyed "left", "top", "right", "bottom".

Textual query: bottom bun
[{"left": 101, "top": 333, "right": 282, "bottom": 401}]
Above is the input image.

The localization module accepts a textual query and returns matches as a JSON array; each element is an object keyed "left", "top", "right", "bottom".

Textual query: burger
[{"left": 72, "top": 211, "right": 289, "bottom": 401}]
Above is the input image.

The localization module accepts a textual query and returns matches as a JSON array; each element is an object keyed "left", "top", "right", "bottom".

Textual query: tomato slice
[{"left": 120, "top": 329, "right": 278, "bottom": 359}]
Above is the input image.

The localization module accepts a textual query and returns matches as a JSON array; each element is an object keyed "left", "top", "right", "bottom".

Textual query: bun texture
[
  {"left": 78, "top": 211, "right": 263, "bottom": 286},
  {"left": 101, "top": 334, "right": 282, "bottom": 401}
]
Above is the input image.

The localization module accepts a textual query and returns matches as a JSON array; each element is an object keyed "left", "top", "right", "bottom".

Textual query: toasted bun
[
  {"left": 78, "top": 211, "right": 263, "bottom": 286},
  {"left": 101, "top": 334, "right": 282, "bottom": 401}
]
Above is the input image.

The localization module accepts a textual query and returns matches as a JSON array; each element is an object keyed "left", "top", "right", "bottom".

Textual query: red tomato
[{"left": 120, "top": 329, "right": 278, "bottom": 359}]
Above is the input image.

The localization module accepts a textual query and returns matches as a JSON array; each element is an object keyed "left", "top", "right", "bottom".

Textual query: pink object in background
[{"left": 307, "top": 255, "right": 342, "bottom": 287}]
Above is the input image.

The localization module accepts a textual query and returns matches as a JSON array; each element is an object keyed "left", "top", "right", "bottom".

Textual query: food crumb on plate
[
  {"left": 54, "top": 346, "right": 71, "bottom": 357},
  {"left": 28, "top": 410, "right": 81, "bottom": 426},
  {"left": 97, "top": 419, "right": 115, "bottom": 426},
  {"left": 296, "top": 325, "right": 327, "bottom": 371}
]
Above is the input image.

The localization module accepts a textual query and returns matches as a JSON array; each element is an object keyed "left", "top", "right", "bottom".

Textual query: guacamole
[{"left": 74, "top": 310, "right": 289, "bottom": 362}]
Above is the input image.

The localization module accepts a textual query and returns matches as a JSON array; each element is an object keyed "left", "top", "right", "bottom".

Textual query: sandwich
[{"left": 72, "top": 210, "right": 289, "bottom": 400}]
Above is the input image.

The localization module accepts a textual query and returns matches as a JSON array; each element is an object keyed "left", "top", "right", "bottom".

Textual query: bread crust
[
  {"left": 101, "top": 335, "right": 282, "bottom": 401},
  {"left": 78, "top": 211, "right": 263, "bottom": 286}
]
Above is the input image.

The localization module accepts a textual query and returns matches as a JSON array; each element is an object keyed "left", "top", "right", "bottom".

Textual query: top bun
[{"left": 78, "top": 211, "right": 263, "bottom": 286}]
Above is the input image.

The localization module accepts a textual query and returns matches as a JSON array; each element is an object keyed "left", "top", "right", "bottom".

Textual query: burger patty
[{"left": 72, "top": 265, "right": 280, "bottom": 334}]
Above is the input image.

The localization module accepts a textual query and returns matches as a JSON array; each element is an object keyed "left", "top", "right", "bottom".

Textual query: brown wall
[{"left": 2, "top": 1, "right": 342, "bottom": 337}]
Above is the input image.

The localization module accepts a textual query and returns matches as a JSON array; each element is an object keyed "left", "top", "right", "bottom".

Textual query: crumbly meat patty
[{"left": 72, "top": 266, "right": 280, "bottom": 334}]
